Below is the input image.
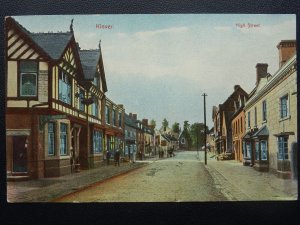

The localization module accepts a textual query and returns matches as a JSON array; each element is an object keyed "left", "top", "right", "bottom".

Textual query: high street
[{"left": 54, "top": 151, "right": 297, "bottom": 202}]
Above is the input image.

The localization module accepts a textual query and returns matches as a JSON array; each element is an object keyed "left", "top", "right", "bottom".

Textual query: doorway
[{"left": 13, "top": 136, "right": 28, "bottom": 173}]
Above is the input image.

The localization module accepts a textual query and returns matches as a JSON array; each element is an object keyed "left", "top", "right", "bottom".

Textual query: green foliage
[
  {"left": 190, "top": 123, "right": 209, "bottom": 148},
  {"left": 172, "top": 122, "right": 180, "bottom": 133},
  {"left": 162, "top": 118, "right": 169, "bottom": 129},
  {"left": 150, "top": 119, "right": 156, "bottom": 128}
]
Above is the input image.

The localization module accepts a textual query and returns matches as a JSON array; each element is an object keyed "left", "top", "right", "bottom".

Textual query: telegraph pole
[{"left": 202, "top": 93, "right": 207, "bottom": 165}]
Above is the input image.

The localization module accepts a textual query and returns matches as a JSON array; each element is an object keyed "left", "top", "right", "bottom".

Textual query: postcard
[{"left": 5, "top": 14, "right": 297, "bottom": 203}]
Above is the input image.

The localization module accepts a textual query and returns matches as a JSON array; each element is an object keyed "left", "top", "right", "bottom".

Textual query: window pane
[
  {"left": 261, "top": 140, "right": 267, "bottom": 160},
  {"left": 60, "top": 123, "right": 67, "bottom": 155},
  {"left": 48, "top": 123, "right": 55, "bottom": 155},
  {"left": 21, "top": 73, "right": 37, "bottom": 96},
  {"left": 255, "top": 142, "right": 259, "bottom": 160}
]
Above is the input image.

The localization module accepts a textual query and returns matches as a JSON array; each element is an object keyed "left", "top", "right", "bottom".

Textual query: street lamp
[{"left": 202, "top": 93, "right": 207, "bottom": 165}]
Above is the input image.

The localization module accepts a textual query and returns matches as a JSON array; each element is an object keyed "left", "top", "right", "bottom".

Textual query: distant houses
[{"left": 212, "top": 40, "right": 297, "bottom": 179}]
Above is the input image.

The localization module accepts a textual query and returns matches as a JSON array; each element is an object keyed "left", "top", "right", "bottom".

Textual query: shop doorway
[{"left": 13, "top": 136, "right": 27, "bottom": 173}]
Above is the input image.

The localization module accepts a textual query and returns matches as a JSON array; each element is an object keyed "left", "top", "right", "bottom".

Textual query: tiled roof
[
  {"left": 79, "top": 50, "right": 100, "bottom": 80},
  {"left": 124, "top": 114, "right": 139, "bottom": 129},
  {"left": 29, "top": 32, "right": 73, "bottom": 60}
]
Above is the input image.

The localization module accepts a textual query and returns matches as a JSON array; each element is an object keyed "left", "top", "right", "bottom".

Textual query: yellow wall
[
  {"left": 7, "top": 61, "right": 18, "bottom": 97},
  {"left": 245, "top": 68, "right": 297, "bottom": 171}
]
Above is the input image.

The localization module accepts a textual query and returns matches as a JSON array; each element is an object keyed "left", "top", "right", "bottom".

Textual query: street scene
[
  {"left": 7, "top": 151, "right": 297, "bottom": 202},
  {"left": 5, "top": 14, "right": 297, "bottom": 202}
]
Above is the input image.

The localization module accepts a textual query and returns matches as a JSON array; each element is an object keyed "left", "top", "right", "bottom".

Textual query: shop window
[
  {"left": 278, "top": 136, "right": 288, "bottom": 160},
  {"left": 255, "top": 142, "right": 259, "bottom": 160},
  {"left": 93, "top": 130, "right": 102, "bottom": 153},
  {"left": 261, "top": 140, "right": 268, "bottom": 160},
  {"left": 48, "top": 123, "right": 55, "bottom": 156},
  {"left": 19, "top": 61, "right": 37, "bottom": 97},
  {"left": 59, "top": 71, "right": 71, "bottom": 104},
  {"left": 60, "top": 123, "right": 68, "bottom": 155}
]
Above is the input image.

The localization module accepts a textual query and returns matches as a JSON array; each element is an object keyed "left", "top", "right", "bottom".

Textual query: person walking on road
[{"left": 114, "top": 145, "right": 122, "bottom": 167}]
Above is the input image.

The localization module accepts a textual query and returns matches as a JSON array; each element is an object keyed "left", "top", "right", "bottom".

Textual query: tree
[
  {"left": 150, "top": 119, "right": 156, "bottom": 129},
  {"left": 190, "top": 123, "right": 209, "bottom": 149},
  {"left": 162, "top": 118, "right": 169, "bottom": 131},
  {"left": 172, "top": 122, "right": 180, "bottom": 133},
  {"left": 182, "top": 121, "right": 192, "bottom": 150}
]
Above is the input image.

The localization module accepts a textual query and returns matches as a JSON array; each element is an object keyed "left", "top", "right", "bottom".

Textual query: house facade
[
  {"left": 243, "top": 40, "right": 297, "bottom": 178},
  {"left": 231, "top": 91, "right": 248, "bottom": 162},
  {"left": 5, "top": 17, "right": 124, "bottom": 179},
  {"left": 213, "top": 85, "right": 248, "bottom": 157},
  {"left": 124, "top": 113, "right": 138, "bottom": 160}
]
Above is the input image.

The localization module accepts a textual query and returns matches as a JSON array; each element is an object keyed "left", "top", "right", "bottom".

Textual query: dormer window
[{"left": 19, "top": 61, "right": 38, "bottom": 97}]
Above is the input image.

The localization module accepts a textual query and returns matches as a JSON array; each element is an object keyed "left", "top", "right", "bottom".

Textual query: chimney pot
[{"left": 277, "top": 40, "right": 296, "bottom": 68}]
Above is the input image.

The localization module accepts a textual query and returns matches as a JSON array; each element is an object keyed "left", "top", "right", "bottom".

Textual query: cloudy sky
[{"left": 14, "top": 14, "right": 296, "bottom": 129}]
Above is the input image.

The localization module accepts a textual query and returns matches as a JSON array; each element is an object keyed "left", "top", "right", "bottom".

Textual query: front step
[{"left": 7, "top": 175, "right": 30, "bottom": 182}]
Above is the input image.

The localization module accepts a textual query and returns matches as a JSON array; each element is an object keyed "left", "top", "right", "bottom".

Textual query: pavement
[
  {"left": 6, "top": 158, "right": 154, "bottom": 203},
  {"left": 205, "top": 152, "right": 298, "bottom": 201},
  {"left": 6, "top": 152, "right": 298, "bottom": 202}
]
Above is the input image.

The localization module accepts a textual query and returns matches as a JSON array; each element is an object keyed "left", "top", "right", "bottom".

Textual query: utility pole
[{"left": 202, "top": 93, "right": 207, "bottom": 165}]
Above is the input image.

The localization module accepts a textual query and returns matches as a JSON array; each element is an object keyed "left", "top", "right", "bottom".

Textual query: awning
[{"left": 252, "top": 125, "right": 269, "bottom": 138}]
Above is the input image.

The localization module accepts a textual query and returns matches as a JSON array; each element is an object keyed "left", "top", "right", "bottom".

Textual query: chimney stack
[
  {"left": 277, "top": 40, "right": 296, "bottom": 68},
  {"left": 132, "top": 114, "right": 137, "bottom": 121},
  {"left": 129, "top": 113, "right": 132, "bottom": 118},
  {"left": 256, "top": 63, "right": 268, "bottom": 85},
  {"left": 234, "top": 85, "right": 240, "bottom": 92},
  {"left": 142, "top": 119, "right": 148, "bottom": 126}
]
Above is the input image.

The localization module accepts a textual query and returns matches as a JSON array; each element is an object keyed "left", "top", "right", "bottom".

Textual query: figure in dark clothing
[
  {"left": 106, "top": 151, "right": 111, "bottom": 166},
  {"left": 114, "top": 150, "right": 121, "bottom": 167}
]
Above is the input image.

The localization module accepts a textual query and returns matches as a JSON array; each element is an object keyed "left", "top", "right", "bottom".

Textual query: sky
[{"left": 14, "top": 14, "right": 296, "bottom": 129}]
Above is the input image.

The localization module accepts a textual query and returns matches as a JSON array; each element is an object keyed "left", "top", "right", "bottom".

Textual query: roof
[
  {"left": 30, "top": 32, "right": 73, "bottom": 60},
  {"left": 253, "top": 125, "right": 269, "bottom": 138},
  {"left": 79, "top": 50, "right": 100, "bottom": 80},
  {"left": 124, "top": 113, "right": 139, "bottom": 129}
]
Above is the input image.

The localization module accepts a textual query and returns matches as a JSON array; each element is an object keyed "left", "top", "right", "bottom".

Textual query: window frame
[
  {"left": 277, "top": 136, "right": 288, "bottom": 160},
  {"left": 60, "top": 123, "right": 68, "bottom": 156},
  {"left": 93, "top": 130, "right": 102, "bottom": 154},
  {"left": 58, "top": 70, "right": 72, "bottom": 105},
  {"left": 48, "top": 122, "right": 55, "bottom": 156},
  {"left": 280, "top": 95, "right": 289, "bottom": 119},
  {"left": 18, "top": 60, "right": 38, "bottom": 98}
]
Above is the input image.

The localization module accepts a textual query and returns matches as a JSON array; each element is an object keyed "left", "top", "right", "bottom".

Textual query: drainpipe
[{"left": 30, "top": 102, "right": 48, "bottom": 179}]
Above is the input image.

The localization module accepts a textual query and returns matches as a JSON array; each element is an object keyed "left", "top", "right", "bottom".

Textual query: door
[{"left": 13, "top": 136, "right": 28, "bottom": 173}]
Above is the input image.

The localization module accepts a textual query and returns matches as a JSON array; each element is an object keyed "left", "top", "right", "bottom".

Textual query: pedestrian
[
  {"left": 132, "top": 146, "right": 136, "bottom": 163},
  {"left": 106, "top": 150, "right": 111, "bottom": 166},
  {"left": 114, "top": 149, "right": 121, "bottom": 166}
]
